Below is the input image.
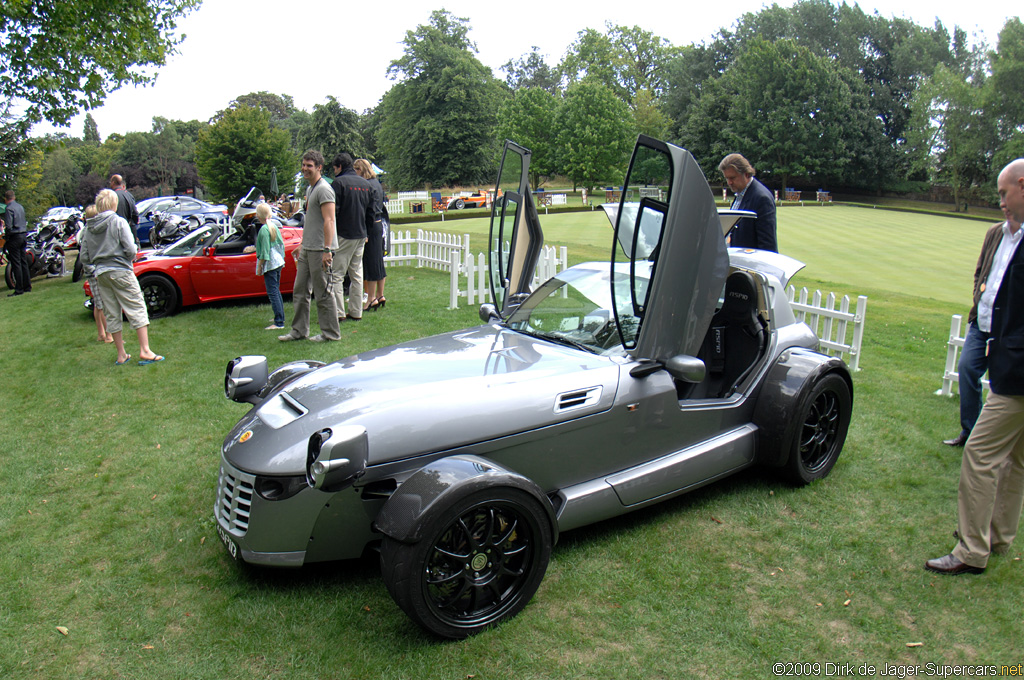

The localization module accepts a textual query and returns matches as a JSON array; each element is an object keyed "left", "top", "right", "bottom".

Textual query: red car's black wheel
[{"left": 138, "top": 274, "right": 179, "bottom": 318}]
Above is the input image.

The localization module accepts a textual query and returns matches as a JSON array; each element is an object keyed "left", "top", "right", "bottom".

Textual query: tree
[
  {"left": 560, "top": 24, "right": 675, "bottom": 107},
  {"left": 501, "top": 47, "right": 561, "bottom": 93},
  {"left": 0, "top": 0, "right": 201, "bottom": 125},
  {"left": 378, "top": 10, "right": 504, "bottom": 188},
  {"left": 496, "top": 88, "right": 560, "bottom": 187},
  {"left": 83, "top": 113, "right": 100, "bottom": 144},
  {"left": 299, "top": 96, "right": 368, "bottom": 162},
  {"left": 39, "top": 147, "right": 77, "bottom": 206},
  {"left": 988, "top": 18, "right": 1024, "bottom": 167},
  {"left": 556, "top": 81, "right": 633, "bottom": 190},
  {"left": 682, "top": 38, "right": 855, "bottom": 190},
  {"left": 195, "top": 105, "right": 294, "bottom": 202},
  {"left": 909, "top": 61, "right": 994, "bottom": 211},
  {"left": 0, "top": 102, "right": 31, "bottom": 190}
]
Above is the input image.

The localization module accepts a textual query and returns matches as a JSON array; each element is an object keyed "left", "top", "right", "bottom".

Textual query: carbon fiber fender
[
  {"left": 374, "top": 454, "right": 558, "bottom": 545},
  {"left": 753, "top": 348, "right": 853, "bottom": 468}
]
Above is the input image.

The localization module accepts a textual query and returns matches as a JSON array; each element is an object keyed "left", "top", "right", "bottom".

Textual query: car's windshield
[
  {"left": 506, "top": 263, "right": 647, "bottom": 355},
  {"left": 156, "top": 224, "right": 224, "bottom": 257}
]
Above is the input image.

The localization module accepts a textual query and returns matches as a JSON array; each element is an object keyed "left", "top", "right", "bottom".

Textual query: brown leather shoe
[
  {"left": 924, "top": 553, "right": 984, "bottom": 575},
  {"left": 942, "top": 433, "right": 969, "bottom": 447}
]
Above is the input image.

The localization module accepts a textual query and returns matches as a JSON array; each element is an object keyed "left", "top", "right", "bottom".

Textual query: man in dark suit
[
  {"left": 719, "top": 153, "right": 778, "bottom": 252},
  {"left": 927, "top": 158, "right": 1024, "bottom": 575},
  {"left": 943, "top": 210, "right": 1020, "bottom": 447}
]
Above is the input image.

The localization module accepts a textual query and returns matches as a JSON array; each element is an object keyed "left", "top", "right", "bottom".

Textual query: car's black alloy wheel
[
  {"left": 381, "top": 488, "right": 553, "bottom": 638},
  {"left": 787, "top": 372, "right": 851, "bottom": 484},
  {"left": 139, "top": 274, "right": 179, "bottom": 318}
]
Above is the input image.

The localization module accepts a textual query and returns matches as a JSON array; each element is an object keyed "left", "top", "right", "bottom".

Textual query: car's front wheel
[
  {"left": 786, "top": 372, "right": 851, "bottom": 485},
  {"left": 138, "top": 274, "right": 179, "bottom": 318},
  {"left": 453, "top": 198, "right": 465, "bottom": 210},
  {"left": 380, "top": 488, "right": 553, "bottom": 638}
]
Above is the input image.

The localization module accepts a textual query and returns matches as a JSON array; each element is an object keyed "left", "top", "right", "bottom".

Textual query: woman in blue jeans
[{"left": 255, "top": 202, "right": 286, "bottom": 329}]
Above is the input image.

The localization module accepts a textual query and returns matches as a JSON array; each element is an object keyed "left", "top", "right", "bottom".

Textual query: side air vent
[{"left": 555, "top": 386, "right": 603, "bottom": 414}]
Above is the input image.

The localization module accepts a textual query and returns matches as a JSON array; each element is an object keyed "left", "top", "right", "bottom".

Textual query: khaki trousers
[
  {"left": 953, "top": 391, "right": 1024, "bottom": 568},
  {"left": 331, "top": 237, "right": 364, "bottom": 320},
  {"left": 288, "top": 248, "right": 340, "bottom": 340}
]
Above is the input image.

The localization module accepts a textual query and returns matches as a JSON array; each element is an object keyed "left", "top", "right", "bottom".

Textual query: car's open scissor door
[
  {"left": 488, "top": 141, "right": 544, "bottom": 318},
  {"left": 610, "top": 135, "right": 728, "bottom": 362}
]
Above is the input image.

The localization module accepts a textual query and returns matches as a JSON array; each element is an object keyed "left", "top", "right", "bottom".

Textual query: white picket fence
[
  {"left": 382, "top": 229, "right": 568, "bottom": 309},
  {"left": 462, "top": 245, "right": 569, "bottom": 308},
  {"left": 786, "top": 286, "right": 868, "bottom": 370},
  {"left": 937, "top": 314, "right": 990, "bottom": 397}
]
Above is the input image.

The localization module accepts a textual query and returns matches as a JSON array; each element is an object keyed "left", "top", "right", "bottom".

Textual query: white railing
[
  {"left": 937, "top": 314, "right": 990, "bottom": 397},
  {"left": 396, "top": 191, "right": 429, "bottom": 200},
  {"left": 460, "top": 245, "right": 569, "bottom": 309},
  {"left": 384, "top": 229, "right": 469, "bottom": 269},
  {"left": 786, "top": 286, "right": 868, "bottom": 371},
  {"left": 385, "top": 199, "right": 404, "bottom": 215}
]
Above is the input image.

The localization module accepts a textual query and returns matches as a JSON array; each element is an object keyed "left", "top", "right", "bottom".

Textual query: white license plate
[{"left": 216, "top": 524, "right": 240, "bottom": 560}]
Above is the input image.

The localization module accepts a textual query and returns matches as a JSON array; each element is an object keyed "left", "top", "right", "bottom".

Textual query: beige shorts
[{"left": 96, "top": 269, "right": 150, "bottom": 334}]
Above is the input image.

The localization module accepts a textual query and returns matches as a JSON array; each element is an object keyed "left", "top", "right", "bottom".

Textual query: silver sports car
[{"left": 216, "top": 136, "right": 853, "bottom": 638}]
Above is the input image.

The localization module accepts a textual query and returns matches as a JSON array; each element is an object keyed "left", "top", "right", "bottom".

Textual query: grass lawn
[{"left": 1, "top": 204, "right": 1019, "bottom": 679}]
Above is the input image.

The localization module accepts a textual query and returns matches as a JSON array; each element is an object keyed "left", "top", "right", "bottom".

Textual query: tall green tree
[
  {"left": 83, "top": 113, "right": 100, "bottom": 144},
  {"left": 378, "top": 10, "right": 504, "bottom": 188},
  {"left": 299, "top": 96, "right": 368, "bottom": 163},
  {"left": 195, "top": 106, "right": 294, "bottom": 202},
  {"left": 909, "top": 60, "right": 994, "bottom": 211},
  {"left": 0, "top": 102, "right": 31, "bottom": 190},
  {"left": 560, "top": 24, "right": 675, "bottom": 107},
  {"left": 988, "top": 18, "right": 1024, "bottom": 166},
  {"left": 502, "top": 47, "right": 561, "bottom": 93},
  {"left": 556, "top": 81, "right": 633, "bottom": 190},
  {"left": 39, "top": 147, "right": 77, "bottom": 206},
  {"left": 682, "top": 38, "right": 855, "bottom": 190},
  {"left": 496, "top": 88, "right": 560, "bottom": 187},
  {"left": 0, "top": 0, "right": 201, "bottom": 125}
]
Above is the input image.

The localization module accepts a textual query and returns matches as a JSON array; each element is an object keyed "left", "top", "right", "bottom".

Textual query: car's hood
[{"left": 223, "top": 325, "right": 622, "bottom": 476}]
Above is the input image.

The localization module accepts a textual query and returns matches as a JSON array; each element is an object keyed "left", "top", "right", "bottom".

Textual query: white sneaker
[
  {"left": 309, "top": 334, "right": 335, "bottom": 342},
  {"left": 278, "top": 333, "right": 303, "bottom": 342},
  {"left": 265, "top": 324, "right": 285, "bottom": 330}
]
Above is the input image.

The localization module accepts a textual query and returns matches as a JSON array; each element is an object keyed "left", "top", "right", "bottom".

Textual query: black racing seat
[{"left": 701, "top": 270, "right": 767, "bottom": 397}]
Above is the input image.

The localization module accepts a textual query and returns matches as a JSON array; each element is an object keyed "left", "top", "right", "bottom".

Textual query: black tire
[
  {"left": 453, "top": 198, "right": 465, "bottom": 210},
  {"left": 138, "top": 274, "right": 179, "bottom": 318},
  {"left": 785, "top": 372, "right": 851, "bottom": 485},
  {"left": 46, "top": 247, "right": 65, "bottom": 277},
  {"left": 380, "top": 487, "right": 553, "bottom": 639},
  {"left": 4, "top": 263, "right": 13, "bottom": 290},
  {"left": 72, "top": 251, "right": 84, "bottom": 283}
]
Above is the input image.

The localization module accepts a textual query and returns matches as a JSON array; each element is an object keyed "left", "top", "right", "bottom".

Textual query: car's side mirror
[
  {"left": 665, "top": 355, "right": 706, "bottom": 384},
  {"left": 479, "top": 303, "right": 500, "bottom": 322},
  {"left": 203, "top": 246, "right": 215, "bottom": 257}
]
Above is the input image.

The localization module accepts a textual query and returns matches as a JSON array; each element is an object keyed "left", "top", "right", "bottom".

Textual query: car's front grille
[{"left": 216, "top": 462, "right": 256, "bottom": 536}]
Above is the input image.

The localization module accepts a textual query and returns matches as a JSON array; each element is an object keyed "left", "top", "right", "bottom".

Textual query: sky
[{"left": 32, "top": 0, "right": 1015, "bottom": 139}]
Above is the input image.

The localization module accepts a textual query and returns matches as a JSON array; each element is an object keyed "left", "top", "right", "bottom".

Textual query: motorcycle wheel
[
  {"left": 4, "top": 263, "right": 13, "bottom": 290},
  {"left": 46, "top": 247, "right": 65, "bottom": 277}
]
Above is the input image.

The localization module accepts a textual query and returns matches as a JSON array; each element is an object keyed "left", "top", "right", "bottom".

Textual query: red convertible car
[{"left": 84, "top": 223, "right": 302, "bottom": 318}]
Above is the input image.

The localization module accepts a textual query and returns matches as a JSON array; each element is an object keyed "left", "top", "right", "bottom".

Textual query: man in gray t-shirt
[{"left": 279, "top": 150, "right": 341, "bottom": 342}]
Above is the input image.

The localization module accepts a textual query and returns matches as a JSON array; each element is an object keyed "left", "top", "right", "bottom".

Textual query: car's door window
[
  {"left": 488, "top": 142, "right": 543, "bottom": 316},
  {"left": 611, "top": 140, "right": 673, "bottom": 350}
]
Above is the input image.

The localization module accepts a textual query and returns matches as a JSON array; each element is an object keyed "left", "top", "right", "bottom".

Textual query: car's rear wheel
[
  {"left": 786, "top": 373, "right": 851, "bottom": 485},
  {"left": 139, "top": 274, "right": 179, "bottom": 318},
  {"left": 380, "top": 488, "right": 552, "bottom": 638}
]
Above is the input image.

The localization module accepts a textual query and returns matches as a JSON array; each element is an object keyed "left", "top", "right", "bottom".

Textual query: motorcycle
[
  {"left": 60, "top": 210, "right": 85, "bottom": 249},
  {"left": 4, "top": 223, "right": 66, "bottom": 289},
  {"left": 148, "top": 211, "right": 214, "bottom": 248}
]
